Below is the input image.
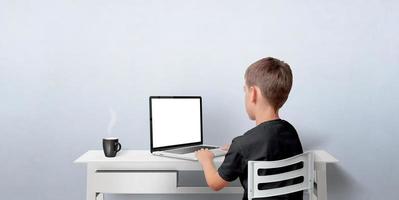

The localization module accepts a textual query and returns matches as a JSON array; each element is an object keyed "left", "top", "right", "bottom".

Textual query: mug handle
[{"left": 116, "top": 142, "right": 122, "bottom": 152}]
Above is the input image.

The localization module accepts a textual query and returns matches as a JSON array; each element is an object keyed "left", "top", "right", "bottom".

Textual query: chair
[{"left": 248, "top": 152, "right": 315, "bottom": 200}]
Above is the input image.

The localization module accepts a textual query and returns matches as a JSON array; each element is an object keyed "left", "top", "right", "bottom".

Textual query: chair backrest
[{"left": 247, "top": 152, "right": 314, "bottom": 200}]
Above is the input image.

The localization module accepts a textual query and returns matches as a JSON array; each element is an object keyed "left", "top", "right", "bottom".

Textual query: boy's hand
[
  {"left": 220, "top": 144, "right": 230, "bottom": 152},
  {"left": 195, "top": 148, "right": 214, "bottom": 163}
]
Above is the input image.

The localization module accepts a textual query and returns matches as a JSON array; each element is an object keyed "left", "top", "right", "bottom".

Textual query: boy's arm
[{"left": 195, "top": 149, "right": 229, "bottom": 191}]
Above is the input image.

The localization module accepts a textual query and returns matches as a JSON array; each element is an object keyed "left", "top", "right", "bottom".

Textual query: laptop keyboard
[{"left": 164, "top": 145, "right": 218, "bottom": 154}]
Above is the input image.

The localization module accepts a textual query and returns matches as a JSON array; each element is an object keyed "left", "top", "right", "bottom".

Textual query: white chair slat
[
  {"left": 251, "top": 153, "right": 306, "bottom": 169},
  {"left": 254, "top": 182, "right": 308, "bottom": 198},
  {"left": 254, "top": 168, "right": 306, "bottom": 183}
]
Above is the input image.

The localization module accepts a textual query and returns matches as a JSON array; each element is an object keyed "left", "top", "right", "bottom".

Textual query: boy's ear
[{"left": 250, "top": 86, "right": 257, "bottom": 103}]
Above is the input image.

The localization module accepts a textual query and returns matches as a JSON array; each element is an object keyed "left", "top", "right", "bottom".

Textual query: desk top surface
[
  {"left": 74, "top": 150, "right": 225, "bottom": 164},
  {"left": 74, "top": 150, "right": 338, "bottom": 164}
]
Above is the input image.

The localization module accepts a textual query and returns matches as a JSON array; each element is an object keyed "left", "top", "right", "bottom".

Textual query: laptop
[{"left": 149, "top": 96, "right": 226, "bottom": 161}]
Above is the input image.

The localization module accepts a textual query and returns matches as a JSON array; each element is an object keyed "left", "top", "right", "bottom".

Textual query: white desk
[{"left": 74, "top": 150, "right": 338, "bottom": 200}]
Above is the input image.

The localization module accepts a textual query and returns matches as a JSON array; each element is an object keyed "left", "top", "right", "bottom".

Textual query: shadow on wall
[
  {"left": 301, "top": 131, "right": 366, "bottom": 199},
  {"left": 300, "top": 130, "right": 331, "bottom": 151},
  {"left": 327, "top": 164, "right": 366, "bottom": 200}
]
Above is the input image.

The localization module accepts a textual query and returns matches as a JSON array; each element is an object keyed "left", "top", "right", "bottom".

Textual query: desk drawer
[{"left": 93, "top": 170, "right": 177, "bottom": 193}]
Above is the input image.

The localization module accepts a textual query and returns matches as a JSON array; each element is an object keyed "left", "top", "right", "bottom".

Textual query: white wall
[{"left": 1, "top": 0, "right": 398, "bottom": 199}]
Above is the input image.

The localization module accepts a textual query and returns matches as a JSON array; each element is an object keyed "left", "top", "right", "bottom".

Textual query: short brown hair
[{"left": 245, "top": 57, "right": 293, "bottom": 109}]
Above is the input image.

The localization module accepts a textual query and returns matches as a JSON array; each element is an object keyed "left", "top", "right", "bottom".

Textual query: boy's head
[{"left": 244, "top": 57, "right": 293, "bottom": 120}]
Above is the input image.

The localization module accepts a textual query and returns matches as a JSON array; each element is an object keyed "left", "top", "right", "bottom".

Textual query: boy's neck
[{"left": 255, "top": 108, "right": 280, "bottom": 125}]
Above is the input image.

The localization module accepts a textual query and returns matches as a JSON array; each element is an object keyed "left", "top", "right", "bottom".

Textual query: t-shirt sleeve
[{"left": 217, "top": 138, "right": 245, "bottom": 182}]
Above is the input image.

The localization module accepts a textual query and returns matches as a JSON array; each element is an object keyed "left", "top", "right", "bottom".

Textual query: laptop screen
[{"left": 150, "top": 97, "right": 202, "bottom": 151}]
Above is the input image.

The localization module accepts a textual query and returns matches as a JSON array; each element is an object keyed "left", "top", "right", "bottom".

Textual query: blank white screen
[{"left": 151, "top": 98, "right": 202, "bottom": 148}]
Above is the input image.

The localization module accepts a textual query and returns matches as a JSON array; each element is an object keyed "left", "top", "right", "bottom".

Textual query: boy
[{"left": 195, "top": 57, "right": 303, "bottom": 200}]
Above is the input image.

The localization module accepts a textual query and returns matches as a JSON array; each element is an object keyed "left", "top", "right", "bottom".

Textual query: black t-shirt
[{"left": 218, "top": 119, "right": 303, "bottom": 200}]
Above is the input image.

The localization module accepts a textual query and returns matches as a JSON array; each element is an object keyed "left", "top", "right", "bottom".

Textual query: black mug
[{"left": 103, "top": 137, "right": 122, "bottom": 157}]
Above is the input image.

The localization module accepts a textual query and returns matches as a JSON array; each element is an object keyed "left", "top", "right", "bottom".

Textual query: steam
[{"left": 107, "top": 108, "right": 117, "bottom": 136}]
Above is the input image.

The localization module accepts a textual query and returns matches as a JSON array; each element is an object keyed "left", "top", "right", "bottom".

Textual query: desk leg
[
  {"left": 87, "top": 165, "right": 104, "bottom": 200},
  {"left": 315, "top": 163, "right": 327, "bottom": 200}
]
